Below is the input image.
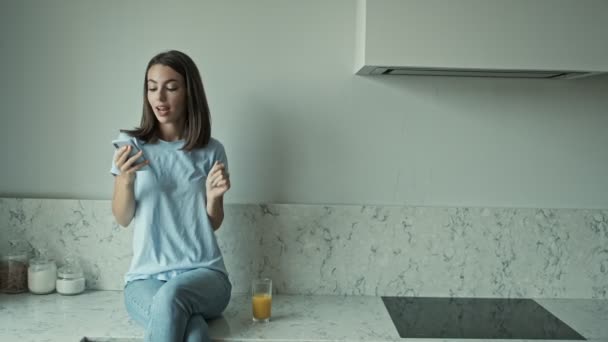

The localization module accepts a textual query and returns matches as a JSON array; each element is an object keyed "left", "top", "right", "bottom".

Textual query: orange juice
[{"left": 252, "top": 293, "right": 272, "bottom": 321}]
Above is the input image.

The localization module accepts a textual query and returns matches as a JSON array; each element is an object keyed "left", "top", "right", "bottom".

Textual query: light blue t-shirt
[{"left": 110, "top": 132, "right": 228, "bottom": 284}]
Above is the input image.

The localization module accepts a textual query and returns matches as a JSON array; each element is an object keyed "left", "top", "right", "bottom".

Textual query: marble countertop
[{"left": 0, "top": 291, "right": 607, "bottom": 342}]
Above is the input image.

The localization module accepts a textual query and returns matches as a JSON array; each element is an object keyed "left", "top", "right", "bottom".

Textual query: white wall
[{"left": 1, "top": 0, "right": 607, "bottom": 209}]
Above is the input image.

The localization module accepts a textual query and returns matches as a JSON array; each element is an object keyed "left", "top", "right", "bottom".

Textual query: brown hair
[{"left": 122, "top": 50, "right": 211, "bottom": 151}]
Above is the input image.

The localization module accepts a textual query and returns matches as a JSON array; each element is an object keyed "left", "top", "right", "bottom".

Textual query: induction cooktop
[{"left": 382, "top": 297, "right": 585, "bottom": 340}]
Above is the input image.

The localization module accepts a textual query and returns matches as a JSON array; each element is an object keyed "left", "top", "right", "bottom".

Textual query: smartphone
[{"left": 112, "top": 139, "right": 146, "bottom": 166}]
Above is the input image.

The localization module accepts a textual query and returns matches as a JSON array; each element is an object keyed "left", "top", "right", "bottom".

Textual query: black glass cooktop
[{"left": 382, "top": 297, "right": 585, "bottom": 340}]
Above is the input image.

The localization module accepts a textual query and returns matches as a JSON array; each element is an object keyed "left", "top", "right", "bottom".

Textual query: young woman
[{"left": 111, "top": 50, "right": 231, "bottom": 342}]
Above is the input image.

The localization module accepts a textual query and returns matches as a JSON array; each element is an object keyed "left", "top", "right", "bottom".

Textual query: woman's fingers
[
  {"left": 125, "top": 150, "right": 144, "bottom": 166},
  {"left": 115, "top": 146, "right": 130, "bottom": 166},
  {"left": 209, "top": 162, "right": 224, "bottom": 177},
  {"left": 208, "top": 162, "right": 229, "bottom": 187},
  {"left": 209, "top": 169, "right": 229, "bottom": 188},
  {"left": 120, "top": 150, "right": 144, "bottom": 172},
  {"left": 128, "top": 159, "right": 149, "bottom": 173},
  {"left": 115, "top": 145, "right": 147, "bottom": 174},
  {"left": 214, "top": 179, "right": 230, "bottom": 189}
]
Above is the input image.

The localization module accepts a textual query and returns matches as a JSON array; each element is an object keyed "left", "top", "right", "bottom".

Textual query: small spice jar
[
  {"left": 56, "top": 256, "right": 85, "bottom": 295},
  {"left": 0, "top": 240, "right": 30, "bottom": 294},
  {"left": 28, "top": 253, "right": 57, "bottom": 294}
]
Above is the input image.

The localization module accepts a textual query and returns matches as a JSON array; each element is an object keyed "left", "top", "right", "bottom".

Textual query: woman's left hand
[{"left": 206, "top": 161, "right": 230, "bottom": 200}]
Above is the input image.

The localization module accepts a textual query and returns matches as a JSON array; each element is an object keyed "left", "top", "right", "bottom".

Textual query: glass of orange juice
[{"left": 251, "top": 278, "right": 272, "bottom": 323}]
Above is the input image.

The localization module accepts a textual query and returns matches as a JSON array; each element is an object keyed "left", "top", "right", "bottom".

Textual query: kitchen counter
[{"left": 0, "top": 291, "right": 607, "bottom": 342}]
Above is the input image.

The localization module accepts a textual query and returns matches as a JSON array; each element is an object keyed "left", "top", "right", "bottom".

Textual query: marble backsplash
[{"left": 0, "top": 198, "right": 606, "bottom": 299}]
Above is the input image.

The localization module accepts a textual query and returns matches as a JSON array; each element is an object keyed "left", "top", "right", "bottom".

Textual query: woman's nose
[{"left": 157, "top": 89, "right": 166, "bottom": 101}]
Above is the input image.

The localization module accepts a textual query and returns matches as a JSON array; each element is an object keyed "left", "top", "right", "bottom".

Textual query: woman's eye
[
  {"left": 167, "top": 88, "right": 177, "bottom": 92},
  {"left": 148, "top": 88, "right": 157, "bottom": 91}
]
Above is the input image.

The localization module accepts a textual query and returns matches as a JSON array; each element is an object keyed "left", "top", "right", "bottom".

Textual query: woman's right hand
[{"left": 114, "top": 145, "right": 149, "bottom": 185}]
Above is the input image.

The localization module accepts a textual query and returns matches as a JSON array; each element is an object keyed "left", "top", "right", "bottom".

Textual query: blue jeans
[{"left": 124, "top": 268, "right": 232, "bottom": 342}]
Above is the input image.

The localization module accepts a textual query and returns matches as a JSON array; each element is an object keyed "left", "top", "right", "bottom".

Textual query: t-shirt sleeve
[
  {"left": 216, "top": 143, "right": 229, "bottom": 174},
  {"left": 110, "top": 149, "right": 122, "bottom": 176}
]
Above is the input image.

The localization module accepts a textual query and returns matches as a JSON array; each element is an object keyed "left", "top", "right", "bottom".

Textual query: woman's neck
[{"left": 158, "top": 122, "right": 184, "bottom": 141}]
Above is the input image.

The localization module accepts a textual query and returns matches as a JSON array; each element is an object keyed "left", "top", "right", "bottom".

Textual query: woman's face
[{"left": 146, "top": 64, "right": 187, "bottom": 125}]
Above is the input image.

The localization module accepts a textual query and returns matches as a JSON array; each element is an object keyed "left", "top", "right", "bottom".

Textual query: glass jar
[
  {"left": 28, "top": 255, "right": 57, "bottom": 294},
  {"left": 56, "top": 256, "right": 85, "bottom": 295},
  {"left": 0, "top": 240, "right": 30, "bottom": 294}
]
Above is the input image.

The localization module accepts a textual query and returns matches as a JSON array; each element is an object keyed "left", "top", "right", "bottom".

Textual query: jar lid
[
  {"left": 0, "top": 239, "right": 31, "bottom": 260},
  {"left": 57, "top": 264, "right": 84, "bottom": 279},
  {"left": 28, "top": 257, "right": 56, "bottom": 272},
  {"left": 30, "top": 256, "right": 54, "bottom": 266},
  {"left": 0, "top": 253, "right": 28, "bottom": 261},
  {"left": 57, "top": 254, "right": 84, "bottom": 279}
]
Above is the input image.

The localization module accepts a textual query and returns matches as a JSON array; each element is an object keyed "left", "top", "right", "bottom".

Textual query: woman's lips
[{"left": 156, "top": 106, "right": 170, "bottom": 116}]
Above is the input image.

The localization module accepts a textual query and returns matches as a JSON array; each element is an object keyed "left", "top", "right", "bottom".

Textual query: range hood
[{"left": 355, "top": 0, "right": 608, "bottom": 79}]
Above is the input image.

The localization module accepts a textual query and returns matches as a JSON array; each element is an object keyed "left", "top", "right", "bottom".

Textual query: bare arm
[
  {"left": 206, "top": 161, "right": 231, "bottom": 231},
  {"left": 112, "top": 176, "right": 136, "bottom": 227},
  {"left": 206, "top": 196, "right": 224, "bottom": 231},
  {"left": 111, "top": 145, "right": 148, "bottom": 228}
]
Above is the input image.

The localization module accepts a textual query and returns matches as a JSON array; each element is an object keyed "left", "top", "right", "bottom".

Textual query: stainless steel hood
[
  {"left": 355, "top": 0, "right": 608, "bottom": 79},
  {"left": 358, "top": 67, "right": 602, "bottom": 79}
]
